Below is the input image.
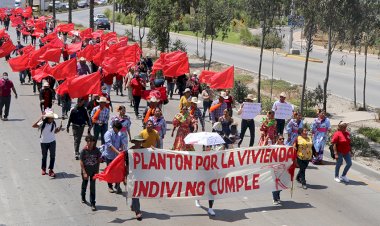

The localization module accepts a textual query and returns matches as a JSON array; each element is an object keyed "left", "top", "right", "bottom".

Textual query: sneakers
[
  {"left": 273, "top": 200, "right": 280, "bottom": 206},
  {"left": 207, "top": 208, "right": 216, "bottom": 216},
  {"left": 91, "top": 204, "right": 97, "bottom": 211},
  {"left": 2, "top": 117, "right": 8, "bottom": 121},
  {"left": 334, "top": 177, "right": 341, "bottom": 183},
  {"left": 48, "top": 169, "right": 56, "bottom": 178},
  {"left": 116, "top": 187, "right": 122, "bottom": 194},
  {"left": 195, "top": 200, "right": 201, "bottom": 208},
  {"left": 340, "top": 176, "right": 350, "bottom": 183},
  {"left": 108, "top": 188, "right": 115, "bottom": 193},
  {"left": 75, "top": 154, "right": 79, "bottom": 160},
  {"left": 41, "top": 169, "right": 46, "bottom": 175},
  {"left": 81, "top": 198, "right": 86, "bottom": 203},
  {"left": 302, "top": 184, "right": 307, "bottom": 190},
  {"left": 136, "top": 212, "right": 143, "bottom": 221}
]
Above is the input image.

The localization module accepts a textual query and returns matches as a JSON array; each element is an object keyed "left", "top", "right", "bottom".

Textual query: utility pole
[
  {"left": 112, "top": 0, "right": 116, "bottom": 32},
  {"left": 288, "top": 0, "right": 295, "bottom": 53}
]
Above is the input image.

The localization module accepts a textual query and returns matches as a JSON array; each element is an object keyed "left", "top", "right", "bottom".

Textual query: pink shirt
[{"left": 0, "top": 79, "right": 14, "bottom": 97}]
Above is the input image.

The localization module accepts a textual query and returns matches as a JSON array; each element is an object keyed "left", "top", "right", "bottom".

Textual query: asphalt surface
[
  {"left": 1, "top": 11, "right": 380, "bottom": 226},
  {"left": 56, "top": 6, "right": 380, "bottom": 108}
]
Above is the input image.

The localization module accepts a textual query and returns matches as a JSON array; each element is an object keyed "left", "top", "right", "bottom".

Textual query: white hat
[
  {"left": 96, "top": 96, "right": 110, "bottom": 103},
  {"left": 184, "top": 88, "right": 191, "bottom": 93},
  {"left": 79, "top": 57, "right": 86, "bottom": 61},
  {"left": 149, "top": 96, "right": 159, "bottom": 103},
  {"left": 212, "top": 122, "right": 222, "bottom": 132},
  {"left": 220, "top": 91, "right": 229, "bottom": 99},
  {"left": 245, "top": 94, "right": 256, "bottom": 101},
  {"left": 43, "top": 109, "right": 58, "bottom": 119},
  {"left": 193, "top": 70, "right": 200, "bottom": 75},
  {"left": 42, "top": 81, "right": 50, "bottom": 87},
  {"left": 190, "top": 97, "right": 201, "bottom": 104},
  {"left": 280, "top": 92, "right": 287, "bottom": 98}
]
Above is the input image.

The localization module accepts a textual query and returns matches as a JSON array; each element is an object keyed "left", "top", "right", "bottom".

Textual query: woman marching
[
  {"left": 285, "top": 111, "right": 303, "bottom": 146},
  {"left": 258, "top": 110, "right": 277, "bottom": 146},
  {"left": 32, "top": 109, "right": 62, "bottom": 177},
  {"left": 311, "top": 109, "right": 331, "bottom": 164},
  {"left": 294, "top": 128, "right": 314, "bottom": 189},
  {"left": 148, "top": 108, "right": 167, "bottom": 148},
  {"left": 171, "top": 106, "right": 198, "bottom": 151},
  {"left": 110, "top": 106, "right": 132, "bottom": 150},
  {"left": 332, "top": 122, "right": 352, "bottom": 183}
]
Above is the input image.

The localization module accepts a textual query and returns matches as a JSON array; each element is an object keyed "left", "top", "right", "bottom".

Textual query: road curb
[{"left": 284, "top": 54, "right": 323, "bottom": 63}]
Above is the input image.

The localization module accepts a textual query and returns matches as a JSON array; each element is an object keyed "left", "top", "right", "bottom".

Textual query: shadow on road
[
  {"left": 109, "top": 201, "right": 314, "bottom": 223},
  {"left": 96, "top": 205, "right": 118, "bottom": 211},
  {"left": 320, "top": 160, "right": 336, "bottom": 166},
  {"left": 55, "top": 172, "right": 79, "bottom": 179},
  {"left": 6, "top": 119, "right": 25, "bottom": 122},
  {"left": 307, "top": 184, "right": 328, "bottom": 190},
  {"left": 344, "top": 180, "right": 367, "bottom": 186}
]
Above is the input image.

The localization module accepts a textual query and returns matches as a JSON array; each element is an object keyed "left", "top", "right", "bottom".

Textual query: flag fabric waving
[
  {"left": 8, "top": 53, "right": 31, "bottom": 72},
  {"left": 50, "top": 58, "right": 77, "bottom": 81},
  {"left": 67, "top": 71, "right": 102, "bottom": 98},
  {"left": 209, "top": 66, "right": 235, "bottom": 89},
  {"left": 55, "top": 23, "right": 75, "bottom": 33},
  {"left": 66, "top": 42, "right": 82, "bottom": 55},
  {"left": 93, "top": 152, "right": 126, "bottom": 183},
  {"left": 152, "top": 51, "right": 189, "bottom": 77},
  {"left": 0, "top": 40, "right": 15, "bottom": 58}
]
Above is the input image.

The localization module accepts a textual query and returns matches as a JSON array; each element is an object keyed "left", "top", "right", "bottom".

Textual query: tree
[
  {"left": 296, "top": 0, "right": 320, "bottom": 115},
  {"left": 52, "top": 0, "right": 56, "bottom": 27},
  {"left": 68, "top": 0, "right": 73, "bottom": 23},
  {"left": 89, "top": 0, "right": 95, "bottom": 29},
  {"left": 359, "top": 0, "right": 380, "bottom": 110},
  {"left": 147, "top": 0, "right": 174, "bottom": 52},
  {"left": 245, "top": 0, "right": 290, "bottom": 103}
]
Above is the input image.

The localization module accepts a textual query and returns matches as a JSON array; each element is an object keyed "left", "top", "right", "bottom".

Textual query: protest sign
[
  {"left": 127, "top": 146, "right": 295, "bottom": 200},
  {"left": 241, "top": 102, "right": 261, "bottom": 119},
  {"left": 274, "top": 102, "right": 293, "bottom": 120}
]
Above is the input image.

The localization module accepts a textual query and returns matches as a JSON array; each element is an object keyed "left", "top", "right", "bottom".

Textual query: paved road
[
  {"left": 56, "top": 6, "right": 380, "bottom": 108},
  {"left": 1, "top": 20, "right": 380, "bottom": 226}
]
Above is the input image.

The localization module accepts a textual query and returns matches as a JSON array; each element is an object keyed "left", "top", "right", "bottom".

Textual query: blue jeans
[
  {"left": 335, "top": 152, "right": 352, "bottom": 177},
  {"left": 272, "top": 190, "right": 281, "bottom": 201},
  {"left": 132, "top": 198, "right": 141, "bottom": 214},
  {"left": 93, "top": 124, "right": 108, "bottom": 146}
]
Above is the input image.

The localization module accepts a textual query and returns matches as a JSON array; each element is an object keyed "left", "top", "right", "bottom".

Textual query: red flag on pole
[
  {"left": 55, "top": 78, "right": 72, "bottom": 95},
  {"left": 50, "top": 58, "right": 77, "bottom": 81},
  {"left": 93, "top": 152, "right": 126, "bottom": 183},
  {"left": 67, "top": 71, "right": 102, "bottom": 98},
  {"left": 152, "top": 51, "right": 189, "bottom": 77},
  {"left": 40, "top": 48, "right": 62, "bottom": 63},
  {"left": 80, "top": 28, "right": 93, "bottom": 40},
  {"left": 209, "top": 66, "right": 234, "bottom": 89},
  {"left": 55, "top": 23, "right": 75, "bottom": 33},
  {"left": 41, "top": 32, "right": 58, "bottom": 43},
  {"left": 77, "top": 44, "right": 95, "bottom": 61},
  {"left": 45, "top": 37, "right": 64, "bottom": 49},
  {"left": 66, "top": 42, "right": 82, "bottom": 55},
  {"left": 8, "top": 53, "right": 31, "bottom": 72},
  {"left": 28, "top": 46, "right": 48, "bottom": 68},
  {"left": 0, "top": 40, "right": 15, "bottom": 58},
  {"left": 31, "top": 64, "right": 52, "bottom": 82}
]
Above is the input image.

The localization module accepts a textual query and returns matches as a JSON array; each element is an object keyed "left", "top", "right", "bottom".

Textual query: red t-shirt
[
  {"left": 331, "top": 131, "right": 351, "bottom": 154},
  {"left": 130, "top": 78, "right": 143, "bottom": 96},
  {"left": 0, "top": 79, "right": 14, "bottom": 97}
]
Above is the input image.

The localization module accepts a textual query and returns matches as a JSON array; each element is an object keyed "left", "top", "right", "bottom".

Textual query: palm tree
[{"left": 90, "top": 0, "right": 95, "bottom": 29}]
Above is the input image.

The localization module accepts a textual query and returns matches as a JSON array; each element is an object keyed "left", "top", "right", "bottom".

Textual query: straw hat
[
  {"left": 220, "top": 91, "right": 229, "bottom": 99},
  {"left": 131, "top": 135, "right": 146, "bottom": 142},
  {"left": 190, "top": 97, "right": 201, "bottom": 104},
  {"left": 184, "top": 88, "right": 191, "bottom": 93},
  {"left": 280, "top": 92, "right": 287, "bottom": 98},
  {"left": 96, "top": 96, "right": 110, "bottom": 103},
  {"left": 43, "top": 109, "right": 58, "bottom": 119},
  {"left": 245, "top": 94, "right": 256, "bottom": 101},
  {"left": 42, "top": 81, "right": 50, "bottom": 87},
  {"left": 149, "top": 96, "right": 160, "bottom": 103},
  {"left": 193, "top": 70, "right": 200, "bottom": 75},
  {"left": 79, "top": 57, "right": 86, "bottom": 61}
]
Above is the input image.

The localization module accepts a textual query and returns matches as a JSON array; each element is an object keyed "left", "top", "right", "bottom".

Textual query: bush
[
  {"left": 232, "top": 81, "right": 250, "bottom": 104},
  {"left": 240, "top": 27, "right": 260, "bottom": 46},
  {"left": 170, "top": 39, "right": 187, "bottom": 52},
  {"left": 115, "top": 12, "right": 124, "bottom": 23},
  {"left": 263, "top": 31, "right": 283, "bottom": 49},
  {"left": 104, "top": 8, "right": 112, "bottom": 19},
  {"left": 235, "top": 74, "right": 253, "bottom": 85},
  {"left": 357, "top": 127, "right": 380, "bottom": 143}
]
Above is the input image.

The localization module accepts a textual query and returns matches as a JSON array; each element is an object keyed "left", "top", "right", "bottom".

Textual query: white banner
[
  {"left": 274, "top": 103, "right": 293, "bottom": 120},
  {"left": 127, "top": 146, "right": 295, "bottom": 200},
  {"left": 241, "top": 102, "right": 261, "bottom": 120}
]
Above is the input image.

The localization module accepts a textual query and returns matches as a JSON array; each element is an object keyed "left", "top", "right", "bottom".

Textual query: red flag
[
  {"left": 0, "top": 40, "right": 15, "bottom": 58},
  {"left": 101, "top": 32, "right": 117, "bottom": 43},
  {"left": 21, "top": 27, "right": 31, "bottom": 36},
  {"left": 21, "top": 45, "right": 35, "bottom": 54},
  {"left": 28, "top": 46, "right": 48, "bottom": 68},
  {"left": 92, "top": 30, "right": 103, "bottom": 39},
  {"left": 124, "top": 43, "right": 141, "bottom": 63},
  {"left": 80, "top": 28, "right": 93, "bottom": 40},
  {"left": 40, "top": 48, "right": 61, "bottom": 63},
  {"left": 55, "top": 23, "right": 75, "bottom": 33},
  {"left": 92, "top": 45, "right": 108, "bottom": 66},
  {"left": 34, "top": 20, "right": 46, "bottom": 30},
  {"left": 66, "top": 42, "right": 82, "bottom": 55},
  {"left": 77, "top": 44, "right": 95, "bottom": 61},
  {"left": 31, "top": 64, "right": 52, "bottom": 82},
  {"left": 22, "top": 7, "right": 33, "bottom": 18},
  {"left": 55, "top": 78, "right": 72, "bottom": 95},
  {"left": 93, "top": 152, "right": 126, "bottom": 183},
  {"left": 152, "top": 51, "right": 189, "bottom": 77},
  {"left": 209, "top": 66, "right": 234, "bottom": 89},
  {"left": 32, "top": 28, "right": 44, "bottom": 37},
  {"left": 41, "top": 31, "right": 58, "bottom": 43},
  {"left": 67, "top": 71, "right": 102, "bottom": 98},
  {"left": 8, "top": 53, "right": 31, "bottom": 72},
  {"left": 199, "top": 70, "right": 216, "bottom": 84},
  {"left": 50, "top": 58, "right": 77, "bottom": 80},
  {"left": 0, "top": 29, "right": 10, "bottom": 39},
  {"left": 46, "top": 37, "right": 64, "bottom": 48},
  {"left": 10, "top": 15, "right": 23, "bottom": 27}
]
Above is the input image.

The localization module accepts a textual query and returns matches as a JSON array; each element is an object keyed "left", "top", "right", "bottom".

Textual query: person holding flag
[
  {"left": 210, "top": 92, "right": 228, "bottom": 124},
  {"left": 91, "top": 97, "right": 110, "bottom": 146}
]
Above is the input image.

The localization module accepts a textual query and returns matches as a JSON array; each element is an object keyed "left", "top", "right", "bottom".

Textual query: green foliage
[
  {"left": 357, "top": 127, "right": 380, "bottom": 143},
  {"left": 170, "top": 39, "right": 187, "bottom": 52},
  {"left": 235, "top": 74, "right": 254, "bottom": 85},
  {"left": 240, "top": 27, "right": 260, "bottom": 46},
  {"left": 104, "top": 8, "right": 112, "bottom": 19},
  {"left": 232, "top": 81, "right": 250, "bottom": 104},
  {"left": 263, "top": 31, "right": 283, "bottom": 49},
  {"left": 304, "top": 84, "right": 324, "bottom": 111},
  {"left": 261, "top": 96, "right": 273, "bottom": 113}
]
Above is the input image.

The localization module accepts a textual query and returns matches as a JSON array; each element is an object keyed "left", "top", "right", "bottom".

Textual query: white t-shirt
[{"left": 38, "top": 122, "right": 56, "bottom": 143}]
